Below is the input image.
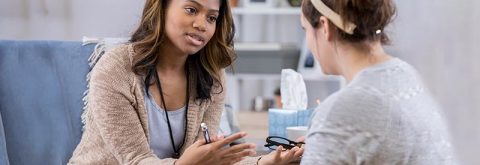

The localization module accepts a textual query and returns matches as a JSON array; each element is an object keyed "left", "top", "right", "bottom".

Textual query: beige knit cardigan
[{"left": 68, "top": 44, "right": 259, "bottom": 165}]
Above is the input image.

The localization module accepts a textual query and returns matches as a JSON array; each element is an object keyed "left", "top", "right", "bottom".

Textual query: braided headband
[{"left": 310, "top": 0, "right": 357, "bottom": 34}]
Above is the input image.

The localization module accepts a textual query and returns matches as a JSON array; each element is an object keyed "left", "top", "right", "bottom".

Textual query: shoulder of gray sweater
[
  {"left": 308, "top": 86, "right": 392, "bottom": 140},
  {"left": 349, "top": 60, "right": 426, "bottom": 97}
]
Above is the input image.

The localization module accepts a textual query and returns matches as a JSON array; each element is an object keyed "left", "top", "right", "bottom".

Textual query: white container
[{"left": 286, "top": 126, "right": 308, "bottom": 140}]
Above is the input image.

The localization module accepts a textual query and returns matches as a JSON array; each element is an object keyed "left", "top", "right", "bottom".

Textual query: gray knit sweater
[{"left": 302, "top": 58, "right": 457, "bottom": 165}]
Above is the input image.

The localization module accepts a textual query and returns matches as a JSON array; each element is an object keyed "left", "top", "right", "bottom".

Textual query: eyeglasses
[{"left": 264, "top": 136, "right": 305, "bottom": 151}]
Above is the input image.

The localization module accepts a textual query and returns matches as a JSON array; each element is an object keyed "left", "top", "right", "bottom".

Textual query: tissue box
[{"left": 268, "top": 108, "right": 314, "bottom": 138}]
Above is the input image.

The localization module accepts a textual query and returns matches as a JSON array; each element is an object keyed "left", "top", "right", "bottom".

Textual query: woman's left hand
[{"left": 258, "top": 145, "right": 304, "bottom": 165}]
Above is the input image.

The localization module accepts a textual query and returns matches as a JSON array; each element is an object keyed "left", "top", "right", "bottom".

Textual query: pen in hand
[{"left": 200, "top": 123, "right": 211, "bottom": 144}]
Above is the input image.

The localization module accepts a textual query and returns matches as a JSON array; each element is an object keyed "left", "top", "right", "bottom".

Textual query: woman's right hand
[
  {"left": 257, "top": 146, "right": 303, "bottom": 165},
  {"left": 175, "top": 132, "right": 256, "bottom": 165}
]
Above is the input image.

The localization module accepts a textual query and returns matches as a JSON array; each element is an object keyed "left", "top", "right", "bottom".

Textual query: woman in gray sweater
[{"left": 299, "top": 0, "right": 457, "bottom": 164}]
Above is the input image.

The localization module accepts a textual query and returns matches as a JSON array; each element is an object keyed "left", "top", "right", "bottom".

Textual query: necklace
[{"left": 154, "top": 67, "right": 189, "bottom": 159}]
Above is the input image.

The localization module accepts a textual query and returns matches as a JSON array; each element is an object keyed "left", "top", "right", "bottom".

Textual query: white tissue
[{"left": 281, "top": 69, "right": 308, "bottom": 110}]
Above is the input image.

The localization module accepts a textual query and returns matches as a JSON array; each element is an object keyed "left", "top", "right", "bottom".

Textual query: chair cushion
[
  {"left": 0, "top": 112, "right": 10, "bottom": 165},
  {"left": 0, "top": 40, "right": 94, "bottom": 164}
]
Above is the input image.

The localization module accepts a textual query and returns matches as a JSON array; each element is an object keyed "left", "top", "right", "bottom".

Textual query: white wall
[
  {"left": 390, "top": 1, "right": 480, "bottom": 164},
  {"left": 0, "top": 0, "right": 143, "bottom": 40},
  {"left": 1, "top": 0, "right": 479, "bottom": 164}
]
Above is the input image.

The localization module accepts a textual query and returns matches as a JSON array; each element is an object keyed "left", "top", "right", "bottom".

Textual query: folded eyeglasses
[{"left": 264, "top": 136, "right": 305, "bottom": 151}]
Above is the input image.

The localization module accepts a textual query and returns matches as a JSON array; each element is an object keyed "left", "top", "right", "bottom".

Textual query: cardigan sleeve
[
  {"left": 198, "top": 70, "right": 262, "bottom": 165},
  {"left": 88, "top": 46, "right": 176, "bottom": 165},
  {"left": 198, "top": 70, "right": 227, "bottom": 139}
]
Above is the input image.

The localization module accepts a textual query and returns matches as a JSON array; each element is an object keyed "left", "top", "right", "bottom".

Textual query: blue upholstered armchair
[
  {"left": 0, "top": 40, "right": 95, "bottom": 165},
  {"left": 0, "top": 40, "right": 245, "bottom": 165}
]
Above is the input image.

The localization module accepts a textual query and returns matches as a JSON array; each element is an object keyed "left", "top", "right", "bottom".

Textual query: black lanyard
[{"left": 154, "top": 68, "right": 189, "bottom": 159}]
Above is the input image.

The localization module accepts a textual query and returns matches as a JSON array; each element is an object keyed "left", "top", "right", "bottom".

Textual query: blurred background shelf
[
  {"left": 226, "top": 73, "right": 344, "bottom": 113},
  {"left": 232, "top": 7, "right": 301, "bottom": 15},
  {"left": 234, "top": 42, "right": 296, "bottom": 51}
]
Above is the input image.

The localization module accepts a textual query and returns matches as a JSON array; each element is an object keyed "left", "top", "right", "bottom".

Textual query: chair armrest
[{"left": 0, "top": 113, "right": 10, "bottom": 165}]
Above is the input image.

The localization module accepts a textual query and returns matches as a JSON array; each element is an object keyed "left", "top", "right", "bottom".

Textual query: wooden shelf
[
  {"left": 227, "top": 73, "right": 345, "bottom": 82},
  {"left": 234, "top": 42, "right": 297, "bottom": 51}
]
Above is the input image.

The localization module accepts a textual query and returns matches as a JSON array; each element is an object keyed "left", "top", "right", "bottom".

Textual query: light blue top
[
  {"left": 302, "top": 58, "right": 457, "bottom": 165},
  {"left": 144, "top": 90, "right": 186, "bottom": 159}
]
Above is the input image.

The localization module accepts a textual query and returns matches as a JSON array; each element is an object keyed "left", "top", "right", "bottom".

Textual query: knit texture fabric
[
  {"left": 302, "top": 58, "right": 457, "bottom": 165},
  {"left": 68, "top": 44, "right": 252, "bottom": 164}
]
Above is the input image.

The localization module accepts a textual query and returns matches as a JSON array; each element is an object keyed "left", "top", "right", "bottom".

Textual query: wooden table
[
  {"left": 236, "top": 111, "right": 270, "bottom": 155},
  {"left": 237, "top": 111, "right": 302, "bottom": 164}
]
